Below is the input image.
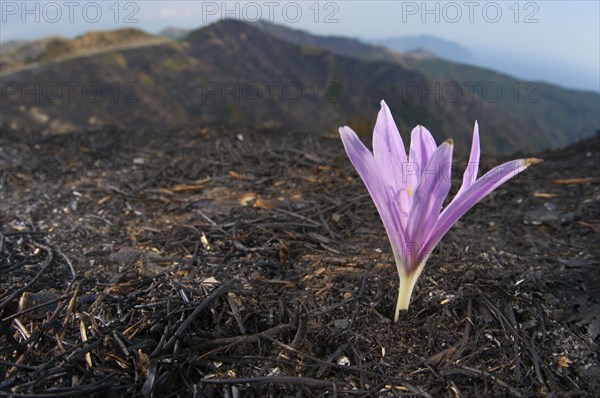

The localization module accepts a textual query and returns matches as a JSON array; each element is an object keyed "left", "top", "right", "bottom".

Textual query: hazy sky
[{"left": 1, "top": 1, "right": 599, "bottom": 91}]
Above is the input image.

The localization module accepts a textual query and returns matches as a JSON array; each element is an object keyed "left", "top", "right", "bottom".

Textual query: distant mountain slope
[
  {"left": 159, "top": 27, "right": 192, "bottom": 40},
  {"left": 252, "top": 20, "right": 399, "bottom": 64},
  {"left": 252, "top": 21, "right": 600, "bottom": 151},
  {"left": 0, "top": 28, "right": 167, "bottom": 73},
  {"left": 1, "top": 20, "right": 439, "bottom": 141},
  {"left": 402, "top": 57, "right": 600, "bottom": 150},
  {"left": 1, "top": 20, "right": 598, "bottom": 154},
  {"left": 372, "top": 35, "right": 471, "bottom": 63}
]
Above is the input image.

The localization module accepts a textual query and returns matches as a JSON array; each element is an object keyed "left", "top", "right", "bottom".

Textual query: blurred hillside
[{"left": 1, "top": 20, "right": 598, "bottom": 154}]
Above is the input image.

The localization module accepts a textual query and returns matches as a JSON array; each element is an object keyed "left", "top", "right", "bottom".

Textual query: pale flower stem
[{"left": 393, "top": 261, "right": 427, "bottom": 322}]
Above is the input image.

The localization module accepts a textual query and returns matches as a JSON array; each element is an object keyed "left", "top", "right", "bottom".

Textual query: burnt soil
[{"left": 1, "top": 126, "right": 599, "bottom": 397}]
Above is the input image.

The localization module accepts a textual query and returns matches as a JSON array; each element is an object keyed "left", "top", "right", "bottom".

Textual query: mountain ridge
[
  {"left": 0, "top": 28, "right": 169, "bottom": 73},
  {"left": 247, "top": 20, "right": 599, "bottom": 151},
  {"left": 1, "top": 20, "right": 598, "bottom": 154},
  {"left": 371, "top": 34, "right": 471, "bottom": 62}
]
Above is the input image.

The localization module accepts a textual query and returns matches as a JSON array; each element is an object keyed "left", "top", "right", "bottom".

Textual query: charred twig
[
  {"left": 202, "top": 375, "right": 344, "bottom": 389},
  {"left": 426, "top": 298, "right": 473, "bottom": 367},
  {"left": 0, "top": 243, "right": 54, "bottom": 312},
  {"left": 2, "top": 293, "right": 73, "bottom": 323},
  {"left": 160, "top": 280, "right": 234, "bottom": 354},
  {"left": 263, "top": 335, "right": 433, "bottom": 397},
  {"left": 54, "top": 247, "right": 76, "bottom": 280},
  {"left": 529, "top": 331, "right": 546, "bottom": 388},
  {"left": 311, "top": 276, "right": 367, "bottom": 317},
  {"left": 191, "top": 323, "right": 296, "bottom": 359},
  {"left": 441, "top": 366, "right": 523, "bottom": 397}
]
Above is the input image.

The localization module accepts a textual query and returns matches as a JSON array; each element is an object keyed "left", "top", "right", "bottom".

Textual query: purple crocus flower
[{"left": 340, "top": 100, "right": 541, "bottom": 322}]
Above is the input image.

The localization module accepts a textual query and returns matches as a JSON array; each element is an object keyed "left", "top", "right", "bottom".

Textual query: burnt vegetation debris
[{"left": 1, "top": 126, "right": 599, "bottom": 397}]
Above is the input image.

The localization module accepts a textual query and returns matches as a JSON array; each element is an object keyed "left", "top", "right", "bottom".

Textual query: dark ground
[{"left": 1, "top": 126, "right": 599, "bottom": 397}]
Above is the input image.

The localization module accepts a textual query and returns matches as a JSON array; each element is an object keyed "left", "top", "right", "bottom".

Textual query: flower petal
[
  {"left": 409, "top": 125, "right": 437, "bottom": 172},
  {"left": 339, "top": 126, "right": 407, "bottom": 255},
  {"left": 339, "top": 126, "right": 378, "bottom": 183},
  {"left": 403, "top": 139, "right": 453, "bottom": 270},
  {"left": 407, "top": 125, "right": 437, "bottom": 195},
  {"left": 373, "top": 100, "right": 408, "bottom": 189},
  {"left": 456, "top": 121, "right": 480, "bottom": 198},
  {"left": 421, "top": 158, "right": 543, "bottom": 259}
]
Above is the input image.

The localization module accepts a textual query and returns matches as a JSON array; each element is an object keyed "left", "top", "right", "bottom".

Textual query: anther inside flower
[{"left": 339, "top": 100, "right": 542, "bottom": 322}]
